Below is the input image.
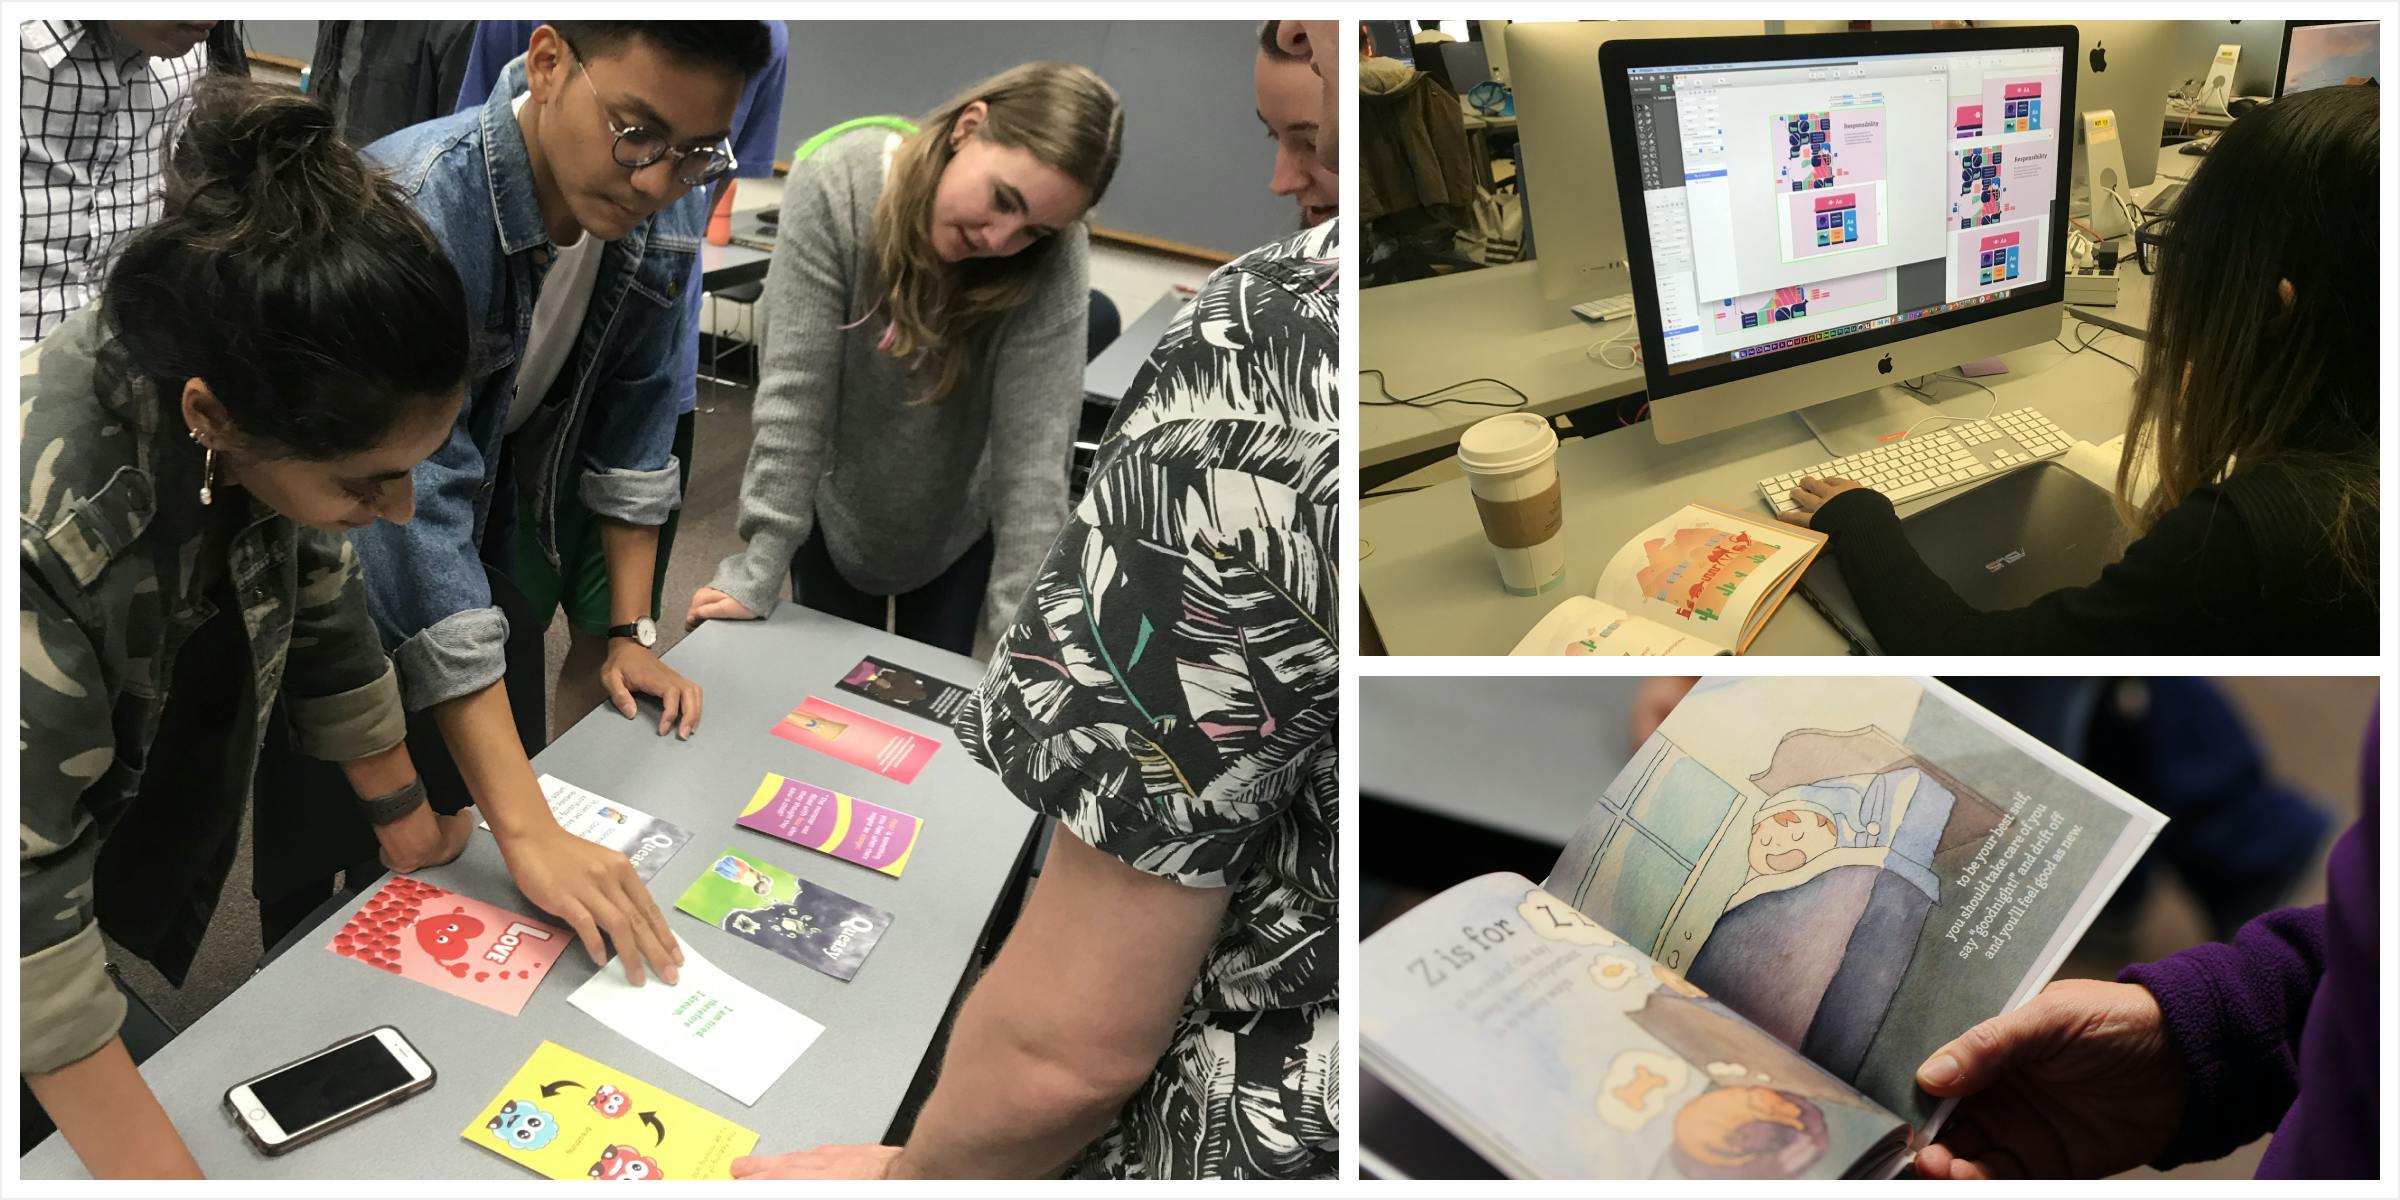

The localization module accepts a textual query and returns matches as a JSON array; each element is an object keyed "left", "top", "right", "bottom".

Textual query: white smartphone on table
[{"left": 223, "top": 1026, "right": 435, "bottom": 1155}]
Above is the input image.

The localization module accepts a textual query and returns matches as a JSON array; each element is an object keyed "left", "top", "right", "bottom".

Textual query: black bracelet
[{"left": 357, "top": 776, "right": 430, "bottom": 826}]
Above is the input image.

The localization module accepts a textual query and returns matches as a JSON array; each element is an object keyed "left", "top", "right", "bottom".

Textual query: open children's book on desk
[
  {"left": 1511, "top": 503, "right": 1827, "bottom": 655},
  {"left": 1361, "top": 678, "right": 2167, "bottom": 1179}
]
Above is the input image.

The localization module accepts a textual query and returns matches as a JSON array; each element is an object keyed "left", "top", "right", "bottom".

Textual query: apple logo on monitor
[
  {"left": 2091, "top": 43, "right": 2107, "bottom": 74},
  {"left": 1877, "top": 353, "right": 1894, "bottom": 375}
]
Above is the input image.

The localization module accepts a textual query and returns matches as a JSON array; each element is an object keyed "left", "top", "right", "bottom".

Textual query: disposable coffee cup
[{"left": 1458, "top": 413, "right": 1565, "bottom": 595}]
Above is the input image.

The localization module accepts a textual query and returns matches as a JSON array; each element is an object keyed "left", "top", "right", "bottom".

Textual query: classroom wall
[{"left": 241, "top": 19, "right": 1298, "bottom": 258}]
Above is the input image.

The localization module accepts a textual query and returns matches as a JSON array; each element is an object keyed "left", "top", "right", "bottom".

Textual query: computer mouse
[
  {"left": 2179, "top": 141, "right": 2209, "bottom": 156},
  {"left": 2227, "top": 97, "right": 2261, "bottom": 118}
]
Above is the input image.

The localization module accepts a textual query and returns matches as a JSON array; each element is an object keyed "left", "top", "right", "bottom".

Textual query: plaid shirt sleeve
[{"left": 18, "top": 20, "right": 205, "bottom": 341}]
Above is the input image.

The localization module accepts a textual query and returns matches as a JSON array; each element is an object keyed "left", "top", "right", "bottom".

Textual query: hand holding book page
[
  {"left": 1545, "top": 677, "right": 2165, "bottom": 1135},
  {"left": 1361, "top": 678, "right": 2165, "bottom": 1179}
]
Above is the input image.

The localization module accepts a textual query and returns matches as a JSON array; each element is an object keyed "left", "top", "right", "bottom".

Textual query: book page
[
  {"left": 1543, "top": 677, "right": 2165, "bottom": 1130},
  {"left": 1364, "top": 872, "right": 1906, "bottom": 1179},
  {"left": 1509, "top": 596, "right": 1731, "bottom": 656},
  {"left": 1595, "top": 504, "right": 1826, "bottom": 652}
]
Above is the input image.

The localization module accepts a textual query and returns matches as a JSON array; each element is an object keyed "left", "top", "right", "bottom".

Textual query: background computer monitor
[
  {"left": 1990, "top": 19, "right": 2179, "bottom": 192},
  {"left": 2279, "top": 20, "right": 2380, "bottom": 96},
  {"left": 1511, "top": 20, "right": 1767, "bottom": 302},
  {"left": 2174, "top": 19, "right": 2285, "bottom": 96},
  {"left": 1363, "top": 20, "right": 1415, "bottom": 65},
  {"left": 1601, "top": 25, "right": 2077, "bottom": 444}
]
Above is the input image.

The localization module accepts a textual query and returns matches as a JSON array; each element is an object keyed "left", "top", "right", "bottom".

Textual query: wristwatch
[{"left": 608, "top": 616, "right": 658, "bottom": 648}]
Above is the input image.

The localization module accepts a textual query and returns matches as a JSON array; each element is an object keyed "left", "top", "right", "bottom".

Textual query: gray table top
[
  {"left": 1085, "top": 288, "right": 1188, "bottom": 405},
  {"left": 1361, "top": 262, "right": 1646, "bottom": 467},
  {"left": 24, "top": 608, "right": 1037, "bottom": 1179},
  {"left": 699, "top": 216, "right": 775, "bottom": 292},
  {"left": 1359, "top": 315, "right": 2145, "bottom": 656}
]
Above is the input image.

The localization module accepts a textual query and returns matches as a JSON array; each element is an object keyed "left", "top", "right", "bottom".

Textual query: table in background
[
  {"left": 24, "top": 607, "right": 1037, "bottom": 1179},
  {"left": 700, "top": 215, "right": 777, "bottom": 292},
  {"left": 1360, "top": 262, "right": 1644, "bottom": 478},
  {"left": 1359, "top": 314, "right": 2145, "bottom": 656}
]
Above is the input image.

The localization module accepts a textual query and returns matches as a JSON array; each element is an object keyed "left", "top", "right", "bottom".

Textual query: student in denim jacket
[{"left": 252, "top": 23, "right": 769, "bottom": 979}]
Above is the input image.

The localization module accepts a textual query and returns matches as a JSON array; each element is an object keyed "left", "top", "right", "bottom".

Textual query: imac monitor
[
  {"left": 1512, "top": 20, "right": 1766, "bottom": 303},
  {"left": 1600, "top": 26, "right": 2077, "bottom": 443},
  {"left": 2279, "top": 21, "right": 2380, "bottom": 97}
]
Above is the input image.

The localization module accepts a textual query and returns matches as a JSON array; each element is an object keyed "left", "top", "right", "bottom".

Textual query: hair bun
[{"left": 166, "top": 77, "right": 367, "bottom": 242}]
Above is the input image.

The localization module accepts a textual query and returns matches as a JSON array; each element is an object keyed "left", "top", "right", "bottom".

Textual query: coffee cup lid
[{"left": 1457, "top": 413, "right": 1558, "bottom": 474}]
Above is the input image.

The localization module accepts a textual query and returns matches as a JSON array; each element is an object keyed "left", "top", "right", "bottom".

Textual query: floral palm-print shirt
[{"left": 955, "top": 219, "right": 1340, "bottom": 1179}]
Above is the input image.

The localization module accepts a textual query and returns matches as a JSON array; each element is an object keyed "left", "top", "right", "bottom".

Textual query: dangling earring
[{"left": 191, "top": 427, "right": 216, "bottom": 506}]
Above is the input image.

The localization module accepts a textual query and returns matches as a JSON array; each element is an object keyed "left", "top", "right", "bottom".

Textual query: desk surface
[
  {"left": 1361, "top": 263, "right": 1645, "bottom": 467},
  {"left": 24, "top": 608, "right": 1037, "bottom": 1179},
  {"left": 1359, "top": 316, "right": 2146, "bottom": 656},
  {"left": 699, "top": 216, "right": 776, "bottom": 291},
  {"left": 1085, "top": 288, "right": 1187, "bottom": 404}
]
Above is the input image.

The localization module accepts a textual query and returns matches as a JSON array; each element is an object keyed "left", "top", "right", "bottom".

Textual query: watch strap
[{"left": 356, "top": 776, "right": 429, "bottom": 826}]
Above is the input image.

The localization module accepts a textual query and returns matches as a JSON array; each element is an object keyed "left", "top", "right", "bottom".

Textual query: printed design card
[
  {"left": 326, "top": 876, "right": 564, "bottom": 1016},
  {"left": 772, "top": 696, "right": 938, "bottom": 784},
  {"left": 476, "top": 774, "right": 693, "bottom": 882},
  {"left": 568, "top": 942, "right": 825, "bottom": 1106},
  {"left": 463, "top": 1041, "right": 758, "bottom": 1180},
  {"left": 835, "top": 655, "right": 971, "bottom": 723},
  {"left": 674, "top": 847, "right": 893, "bottom": 982},
  {"left": 736, "top": 772, "right": 921, "bottom": 877}
]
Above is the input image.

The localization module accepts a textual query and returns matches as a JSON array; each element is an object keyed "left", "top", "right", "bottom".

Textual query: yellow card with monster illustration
[{"left": 462, "top": 1041, "right": 758, "bottom": 1180}]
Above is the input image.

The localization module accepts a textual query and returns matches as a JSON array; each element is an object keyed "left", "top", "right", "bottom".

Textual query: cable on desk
[
  {"left": 1359, "top": 368, "right": 1531, "bottom": 410},
  {"left": 1584, "top": 326, "right": 1639, "bottom": 371},
  {"left": 1892, "top": 370, "right": 2005, "bottom": 441},
  {"left": 2054, "top": 321, "right": 2140, "bottom": 376}
]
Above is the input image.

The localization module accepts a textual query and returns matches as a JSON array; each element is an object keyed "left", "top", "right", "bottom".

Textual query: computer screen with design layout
[{"left": 1619, "top": 41, "right": 2068, "bottom": 382}]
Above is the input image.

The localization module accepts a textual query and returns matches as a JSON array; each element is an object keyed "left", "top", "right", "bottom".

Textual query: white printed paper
[
  {"left": 479, "top": 774, "right": 693, "bottom": 881},
  {"left": 567, "top": 942, "right": 824, "bottom": 1107}
]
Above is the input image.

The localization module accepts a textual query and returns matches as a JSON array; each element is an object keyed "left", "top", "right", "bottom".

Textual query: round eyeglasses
[{"left": 570, "top": 52, "right": 737, "bottom": 188}]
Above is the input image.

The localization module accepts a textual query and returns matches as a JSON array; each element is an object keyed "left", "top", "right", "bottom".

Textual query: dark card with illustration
[
  {"left": 835, "top": 656, "right": 970, "bottom": 723},
  {"left": 674, "top": 848, "right": 893, "bottom": 982}
]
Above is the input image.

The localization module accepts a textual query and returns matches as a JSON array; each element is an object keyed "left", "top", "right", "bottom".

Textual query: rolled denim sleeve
[
  {"left": 19, "top": 568, "right": 130, "bottom": 1074},
  {"left": 576, "top": 209, "right": 694, "bottom": 527},
  {"left": 283, "top": 526, "right": 408, "bottom": 760},
  {"left": 350, "top": 414, "right": 509, "bottom": 712}
]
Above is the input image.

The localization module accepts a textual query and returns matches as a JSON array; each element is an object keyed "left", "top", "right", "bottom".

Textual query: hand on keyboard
[{"left": 1772, "top": 475, "right": 1866, "bottom": 529}]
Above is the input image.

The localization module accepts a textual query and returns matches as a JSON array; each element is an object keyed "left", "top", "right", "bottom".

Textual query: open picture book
[
  {"left": 1510, "top": 503, "right": 1827, "bottom": 655},
  {"left": 1362, "top": 677, "right": 2168, "bottom": 1179}
]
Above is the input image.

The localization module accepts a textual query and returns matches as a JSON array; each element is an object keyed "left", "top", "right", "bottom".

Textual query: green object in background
[{"left": 791, "top": 115, "right": 920, "bottom": 165}]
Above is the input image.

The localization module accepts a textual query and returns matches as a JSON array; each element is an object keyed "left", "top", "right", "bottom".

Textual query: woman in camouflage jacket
[{"left": 19, "top": 79, "right": 474, "bottom": 1178}]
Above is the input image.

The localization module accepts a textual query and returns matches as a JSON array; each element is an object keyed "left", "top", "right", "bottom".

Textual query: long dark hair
[
  {"left": 2121, "top": 84, "right": 2377, "bottom": 582},
  {"left": 101, "top": 77, "right": 468, "bottom": 460}
]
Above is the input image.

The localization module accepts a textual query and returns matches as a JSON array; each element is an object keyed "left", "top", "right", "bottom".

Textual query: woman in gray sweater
[{"left": 689, "top": 62, "right": 1123, "bottom": 655}]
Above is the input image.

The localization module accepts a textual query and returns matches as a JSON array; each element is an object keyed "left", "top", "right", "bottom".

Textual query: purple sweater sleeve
[
  {"left": 2116, "top": 706, "right": 2380, "bottom": 1178},
  {"left": 2115, "top": 905, "right": 2326, "bottom": 1166}
]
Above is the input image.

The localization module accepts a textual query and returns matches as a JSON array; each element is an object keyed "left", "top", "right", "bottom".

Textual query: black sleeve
[{"left": 1808, "top": 482, "right": 2265, "bottom": 654}]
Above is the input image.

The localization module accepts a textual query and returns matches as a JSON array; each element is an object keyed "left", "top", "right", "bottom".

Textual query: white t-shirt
[{"left": 507, "top": 91, "right": 606, "bottom": 435}]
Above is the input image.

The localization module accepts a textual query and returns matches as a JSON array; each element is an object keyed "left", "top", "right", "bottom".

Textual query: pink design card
[
  {"left": 771, "top": 696, "right": 938, "bottom": 784},
  {"left": 326, "top": 876, "right": 566, "bottom": 1016},
  {"left": 736, "top": 772, "right": 922, "bottom": 877}
]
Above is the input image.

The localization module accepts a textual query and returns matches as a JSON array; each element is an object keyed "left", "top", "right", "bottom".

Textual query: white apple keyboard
[
  {"left": 1572, "top": 294, "right": 1635, "bottom": 322},
  {"left": 1758, "top": 407, "right": 2074, "bottom": 513}
]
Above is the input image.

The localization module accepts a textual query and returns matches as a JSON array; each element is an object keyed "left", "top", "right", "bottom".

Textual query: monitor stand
[{"left": 1792, "top": 383, "right": 1951, "bottom": 459}]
